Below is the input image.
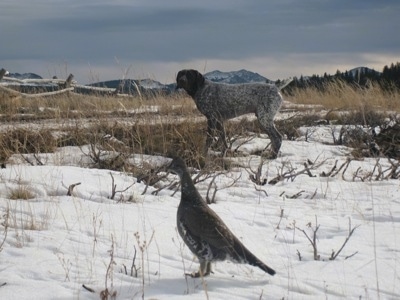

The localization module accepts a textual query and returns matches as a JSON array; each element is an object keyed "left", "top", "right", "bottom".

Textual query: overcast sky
[{"left": 1, "top": 0, "right": 399, "bottom": 84}]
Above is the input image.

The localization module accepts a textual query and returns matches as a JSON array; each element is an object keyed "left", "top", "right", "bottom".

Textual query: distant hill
[
  {"left": 204, "top": 69, "right": 272, "bottom": 84},
  {"left": 347, "top": 66, "right": 381, "bottom": 79},
  {"left": 284, "top": 65, "right": 390, "bottom": 92},
  {"left": 7, "top": 72, "right": 42, "bottom": 80},
  {"left": 1, "top": 72, "right": 59, "bottom": 94},
  {"left": 3, "top": 62, "right": 399, "bottom": 96},
  {"left": 88, "top": 70, "right": 271, "bottom": 95},
  {"left": 87, "top": 79, "right": 171, "bottom": 97}
]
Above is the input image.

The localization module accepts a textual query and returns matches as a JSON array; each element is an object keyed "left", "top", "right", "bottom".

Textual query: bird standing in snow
[{"left": 167, "top": 156, "right": 276, "bottom": 278}]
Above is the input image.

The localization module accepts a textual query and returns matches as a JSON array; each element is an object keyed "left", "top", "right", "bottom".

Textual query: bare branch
[
  {"left": 247, "top": 157, "right": 268, "bottom": 186},
  {"left": 67, "top": 182, "right": 81, "bottom": 196},
  {"left": 330, "top": 158, "right": 352, "bottom": 178},
  {"left": 289, "top": 190, "right": 305, "bottom": 199},
  {"left": 320, "top": 160, "right": 338, "bottom": 177},
  {"left": 109, "top": 172, "right": 135, "bottom": 201},
  {"left": 329, "top": 219, "right": 360, "bottom": 260},
  {"left": 296, "top": 216, "right": 320, "bottom": 261},
  {"left": 206, "top": 172, "right": 241, "bottom": 204},
  {"left": 296, "top": 249, "right": 302, "bottom": 261},
  {"left": 276, "top": 208, "right": 284, "bottom": 229},
  {"left": 82, "top": 284, "right": 95, "bottom": 293}
]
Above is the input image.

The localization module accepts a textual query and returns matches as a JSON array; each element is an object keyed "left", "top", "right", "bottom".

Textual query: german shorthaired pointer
[{"left": 176, "top": 69, "right": 285, "bottom": 158}]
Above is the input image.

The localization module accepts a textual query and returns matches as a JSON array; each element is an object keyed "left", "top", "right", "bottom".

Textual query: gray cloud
[{"left": 1, "top": 0, "right": 399, "bottom": 83}]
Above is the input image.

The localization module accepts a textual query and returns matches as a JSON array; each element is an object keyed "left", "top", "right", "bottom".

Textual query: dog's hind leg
[
  {"left": 264, "top": 124, "right": 282, "bottom": 158},
  {"left": 257, "top": 111, "right": 282, "bottom": 158}
]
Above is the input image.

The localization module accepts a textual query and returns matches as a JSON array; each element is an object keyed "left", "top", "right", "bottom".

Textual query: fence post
[
  {"left": 113, "top": 80, "right": 124, "bottom": 96},
  {"left": 0, "top": 68, "right": 7, "bottom": 81},
  {"left": 65, "top": 74, "right": 74, "bottom": 88}
]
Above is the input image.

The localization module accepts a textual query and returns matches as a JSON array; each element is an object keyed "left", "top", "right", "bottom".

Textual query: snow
[{"left": 0, "top": 127, "right": 399, "bottom": 299}]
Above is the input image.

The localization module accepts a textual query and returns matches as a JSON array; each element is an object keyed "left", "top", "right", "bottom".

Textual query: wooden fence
[{"left": 0, "top": 68, "right": 132, "bottom": 98}]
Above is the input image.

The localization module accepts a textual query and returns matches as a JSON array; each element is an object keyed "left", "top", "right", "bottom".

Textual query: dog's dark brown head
[{"left": 176, "top": 69, "right": 205, "bottom": 97}]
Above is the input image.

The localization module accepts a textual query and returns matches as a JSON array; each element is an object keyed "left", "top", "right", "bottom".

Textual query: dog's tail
[{"left": 276, "top": 78, "right": 293, "bottom": 91}]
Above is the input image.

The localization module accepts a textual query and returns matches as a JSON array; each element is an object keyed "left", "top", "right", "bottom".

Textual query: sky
[{"left": 1, "top": 0, "right": 399, "bottom": 84}]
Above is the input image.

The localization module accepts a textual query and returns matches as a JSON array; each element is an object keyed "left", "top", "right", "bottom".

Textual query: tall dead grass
[
  {"left": 1, "top": 80, "right": 399, "bottom": 168},
  {"left": 0, "top": 92, "right": 197, "bottom": 120},
  {"left": 285, "top": 80, "right": 400, "bottom": 112}
]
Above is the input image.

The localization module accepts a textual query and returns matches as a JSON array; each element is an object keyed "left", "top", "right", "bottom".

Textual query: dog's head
[{"left": 176, "top": 69, "right": 205, "bottom": 97}]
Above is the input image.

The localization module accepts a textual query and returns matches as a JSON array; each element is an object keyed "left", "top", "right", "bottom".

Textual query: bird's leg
[{"left": 186, "top": 261, "right": 213, "bottom": 278}]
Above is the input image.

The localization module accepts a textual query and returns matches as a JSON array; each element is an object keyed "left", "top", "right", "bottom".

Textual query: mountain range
[
  {"left": 1, "top": 66, "right": 384, "bottom": 95},
  {"left": 204, "top": 69, "right": 272, "bottom": 84},
  {"left": 6, "top": 72, "right": 43, "bottom": 80}
]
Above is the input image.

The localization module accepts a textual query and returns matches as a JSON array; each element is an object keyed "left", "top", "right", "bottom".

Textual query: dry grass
[
  {"left": 1, "top": 80, "right": 399, "bottom": 168},
  {"left": 285, "top": 80, "right": 400, "bottom": 112},
  {"left": 8, "top": 185, "right": 35, "bottom": 200},
  {"left": 0, "top": 92, "right": 197, "bottom": 120}
]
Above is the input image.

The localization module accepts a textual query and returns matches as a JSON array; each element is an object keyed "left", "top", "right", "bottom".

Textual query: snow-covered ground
[{"left": 0, "top": 126, "right": 399, "bottom": 299}]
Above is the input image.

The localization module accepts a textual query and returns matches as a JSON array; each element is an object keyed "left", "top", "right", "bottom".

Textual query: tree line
[{"left": 278, "top": 62, "right": 400, "bottom": 93}]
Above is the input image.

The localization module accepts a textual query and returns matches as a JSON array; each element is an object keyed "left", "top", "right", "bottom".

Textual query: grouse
[{"left": 167, "top": 156, "right": 276, "bottom": 278}]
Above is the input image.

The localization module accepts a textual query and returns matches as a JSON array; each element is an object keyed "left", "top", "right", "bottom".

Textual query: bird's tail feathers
[
  {"left": 252, "top": 259, "right": 276, "bottom": 276},
  {"left": 234, "top": 242, "right": 276, "bottom": 276}
]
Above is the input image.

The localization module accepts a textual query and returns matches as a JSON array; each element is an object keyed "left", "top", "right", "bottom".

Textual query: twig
[
  {"left": 296, "top": 216, "right": 320, "bottom": 261},
  {"left": 110, "top": 173, "right": 117, "bottom": 199},
  {"left": 248, "top": 157, "right": 268, "bottom": 186},
  {"left": 102, "top": 235, "right": 117, "bottom": 300},
  {"left": 330, "top": 158, "right": 351, "bottom": 178},
  {"left": 320, "top": 160, "right": 338, "bottom": 177},
  {"left": 109, "top": 172, "right": 135, "bottom": 201},
  {"left": 67, "top": 182, "right": 81, "bottom": 196},
  {"left": 310, "top": 188, "right": 318, "bottom": 199},
  {"left": 341, "top": 158, "right": 352, "bottom": 180},
  {"left": 370, "top": 159, "right": 380, "bottom": 181},
  {"left": 206, "top": 173, "right": 220, "bottom": 204},
  {"left": 253, "top": 184, "right": 268, "bottom": 197},
  {"left": 131, "top": 245, "right": 139, "bottom": 277},
  {"left": 0, "top": 209, "right": 9, "bottom": 251},
  {"left": 353, "top": 167, "right": 362, "bottom": 181},
  {"left": 289, "top": 190, "right": 305, "bottom": 199},
  {"left": 345, "top": 251, "right": 359, "bottom": 260},
  {"left": 206, "top": 172, "right": 241, "bottom": 204},
  {"left": 296, "top": 249, "right": 302, "bottom": 261},
  {"left": 330, "top": 219, "right": 360, "bottom": 260},
  {"left": 82, "top": 284, "right": 95, "bottom": 293},
  {"left": 269, "top": 157, "right": 326, "bottom": 185},
  {"left": 276, "top": 208, "right": 284, "bottom": 229}
]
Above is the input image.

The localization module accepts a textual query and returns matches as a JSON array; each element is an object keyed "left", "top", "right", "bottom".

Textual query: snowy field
[{"left": 0, "top": 126, "right": 399, "bottom": 299}]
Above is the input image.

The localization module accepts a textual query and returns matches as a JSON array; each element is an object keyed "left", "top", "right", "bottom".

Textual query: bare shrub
[
  {"left": 276, "top": 114, "right": 322, "bottom": 140},
  {"left": 132, "top": 120, "right": 207, "bottom": 167},
  {"left": 0, "top": 128, "right": 57, "bottom": 157},
  {"left": 8, "top": 185, "right": 35, "bottom": 200},
  {"left": 296, "top": 216, "right": 359, "bottom": 261},
  {"left": 336, "top": 109, "right": 387, "bottom": 127},
  {"left": 375, "top": 121, "right": 400, "bottom": 159}
]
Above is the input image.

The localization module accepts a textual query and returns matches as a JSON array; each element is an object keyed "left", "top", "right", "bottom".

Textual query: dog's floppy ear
[
  {"left": 176, "top": 70, "right": 185, "bottom": 83},
  {"left": 193, "top": 70, "right": 205, "bottom": 87}
]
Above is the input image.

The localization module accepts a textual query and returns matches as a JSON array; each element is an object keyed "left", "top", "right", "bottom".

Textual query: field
[{"left": 0, "top": 82, "right": 399, "bottom": 299}]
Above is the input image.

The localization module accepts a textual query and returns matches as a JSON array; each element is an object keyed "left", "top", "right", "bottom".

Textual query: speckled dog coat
[{"left": 176, "top": 69, "right": 283, "bottom": 158}]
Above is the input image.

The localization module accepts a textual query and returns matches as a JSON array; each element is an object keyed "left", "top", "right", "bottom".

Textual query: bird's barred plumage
[{"left": 168, "top": 156, "right": 276, "bottom": 278}]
